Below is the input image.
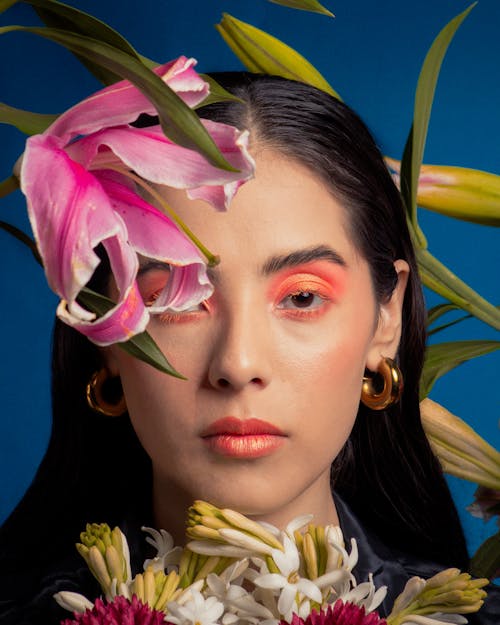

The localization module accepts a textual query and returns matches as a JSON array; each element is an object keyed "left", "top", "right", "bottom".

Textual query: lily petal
[
  {"left": 68, "top": 121, "right": 254, "bottom": 211},
  {"left": 21, "top": 135, "right": 152, "bottom": 344},
  {"left": 47, "top": 57, "right": 209, "bottom": 143},
  {"left": 57, "top": 277, "right": 149, "bottom": 346},
  {"left": 21, "top": 134, "right": 127, "bottom": 303},
  {"left": 97, "top": 172, "right": 213, "bottom": 311}
]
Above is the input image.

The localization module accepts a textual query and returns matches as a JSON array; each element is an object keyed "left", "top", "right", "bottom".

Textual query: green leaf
[
  {"left": 25, "top": 0, "right": 141, "bottom": 85},
  {"left": 417, "top": 247, "right": 500, "bottom": 331},
  {"left": 0, "top": 174, "right": 19, "bottom": 198},
  {"left": 427, "top": 314, "right": 473, "bottom": 337},
  {"left": 0, "top": 0, "right": 19, "bottom": 15},
  {"left": 421, "top": 340, "right": 500, "bottom": 398},
  {"left": 216, "top": 13, "right": 340, "bottom": 99},
  {"left": 400, "top": 3, "right": 476, "bottom": 245},
  {"left": 197, "top": 74, "right": 243, "bottom": 107},
  {"left": 0, "top": 102, "right": 58, "bottom": 134},
  {"left": 426, "top": 303, "right": 474, "bottom": 337},
  {"left": 268, "top": 0, "right": 334, "bottom": 17},
  {"left": 118, "top": 332, "right": 186, "bottom": 379},
  {"left": 0, "top": 220, "right": 42, "bottom": 264},
  {"left": 470, "top": 530, "right": 500, "bottom": 580},
  {"left": 78, "top": 288, "right": 184, "bottom": 378},
  {"left": 0, "top": 25, "right": 236, "bottom": 171},
  {"left": 426, "top": 303, "right": 462, "bottom": 327}
]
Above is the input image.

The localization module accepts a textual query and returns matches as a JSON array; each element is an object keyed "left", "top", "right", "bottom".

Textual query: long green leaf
[
  {"left": 421, "top": 340, "right": 500, "bottom": 398},
  {"left": 0, "top": 102, "right": 57, "bottom": 134},
  {"left": 0, "top": 174, "right": 19, "bottom": 198},
  {"left": 426, "top": 303, "right": 474, "bottom": 336},
  {"left": 426, "top": 303, "right": 462, "bottom": 327},
  {"left": 417, "top": 248, "right": 500, "bottom": 330},
  {"left": 0, "top": 25, "right": 236, "bottom": 171},
  {"left": 216, "top": 13, "right": 340, "bottom": 99},
  {"left": 268, "top": 0, "right": 334, "bottom": 17},
  {"left": 427, "top": 315, "right": 473, "bottom": 337},
  {"left": 0, "top": 220, "right": 41, "bottom": 264},
  {"left": 400, "top": 3, "right": 476, "bottom": 244},
  {"left": 25, "top": 0, "right": 140, "bottom": 85},
  {"left": 470, "top": 530, "right": 500, "bottom": 580},
  {"left": 0, "top": 0, "right": 18, "bottom": 15},
  {"left": 197, "top": 74, "right": 243, "bottom": 108},
  {"left": 78, "top": 288, "right": 184, "bottom": 378}
]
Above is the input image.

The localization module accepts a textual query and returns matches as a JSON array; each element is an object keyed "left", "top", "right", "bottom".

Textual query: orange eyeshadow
[
  {"left": 137, "top": 267, "right": 170, "bottom": 305},
  {"left": 266, "top": 260, "right": 346, "bottom": 302}
]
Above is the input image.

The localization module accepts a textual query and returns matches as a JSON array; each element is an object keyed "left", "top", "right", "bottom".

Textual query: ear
[{"left": 365, "top": 259, "right": 409, "bottom": 371}]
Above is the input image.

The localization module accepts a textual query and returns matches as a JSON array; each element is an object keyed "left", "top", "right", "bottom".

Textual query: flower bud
[
  {"left": 386, "top": 157, "right": 500, "bottom": 226},
  {"left": 420, "top": 398, "right": 500, "bottom": 490}
]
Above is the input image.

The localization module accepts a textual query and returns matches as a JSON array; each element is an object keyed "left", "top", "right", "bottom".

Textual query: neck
[{"left": 152, "top": 471, "right": 339, "bottom": 545}]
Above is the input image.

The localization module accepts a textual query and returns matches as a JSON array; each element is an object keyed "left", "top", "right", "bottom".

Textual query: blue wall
[{"left": 0, "top": 0, "right": 499, "bottom": 555}]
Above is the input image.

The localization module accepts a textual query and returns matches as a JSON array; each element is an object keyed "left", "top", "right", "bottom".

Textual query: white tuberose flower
[
  {"left": 254, "top": 535, "right": 322, "bottom": 619},
  {"left": 142, "top": 526, "right": 182, "bottom": 572},
  {"left": 167, "top": 589, "right": 225, "bottom": 625}
]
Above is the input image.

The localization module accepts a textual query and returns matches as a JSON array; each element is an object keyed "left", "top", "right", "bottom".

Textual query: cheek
[
  {"left": 286, "top": 329, "right": 370, "bottom": 449},
  {"left": 116, "top": 359, "right": 197, "bottom": 455}
]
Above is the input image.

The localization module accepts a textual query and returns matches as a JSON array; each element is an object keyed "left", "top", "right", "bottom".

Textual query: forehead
[{"left": 157, "top": 148, "right": 363, "bottom": 274}]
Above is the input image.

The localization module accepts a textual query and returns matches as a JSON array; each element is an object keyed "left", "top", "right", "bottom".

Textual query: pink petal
[
  {"left": 57, "top": 279, "right": 149, "bottom": 346},
  {"left": 21, "top": 135, "right": 149, "bottom": 344},
  {"left": 47, "top": 57, "right": 209, "bottom": 143},
  {"left": 68, "top": 121, "right": 254, "bottom": 211},
  {"left": 97, "top": 172, "right": 213, "bottom": 311},
  {"left": 159, "top": 56, "right": 210, "bottom": 107},
  {"left": 20, "top": 134, "right": 128, "bottom": 302}
]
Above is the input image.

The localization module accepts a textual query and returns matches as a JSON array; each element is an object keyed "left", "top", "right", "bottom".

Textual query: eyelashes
[
  {"left": 138, "top": 265, "right": 210, "bottom": 324},
  {"left": 274, "top": 277, "right": 335, "bottom": 320},
  {"left": 139, "top": 267, "right": 337, "bottom": 324}
]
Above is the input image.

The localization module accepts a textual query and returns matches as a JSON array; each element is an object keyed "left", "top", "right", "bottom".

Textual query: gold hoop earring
[
  {"left": 361, "top": 357, "right": 403, "bottom": 410},
  {"left": 86, "top": 369, "right": 127, "bottom": 417}
]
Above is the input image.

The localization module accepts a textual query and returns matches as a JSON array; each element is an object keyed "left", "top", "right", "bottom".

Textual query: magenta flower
[
  {"left": 284, "top": 601, "right": 387, "bottom": 625},
  {"left": 20, "top": 57, "right": 254, "bottom": 345},
  {"left": 61, "top": 595, "right": 164, "bottom": 625}
]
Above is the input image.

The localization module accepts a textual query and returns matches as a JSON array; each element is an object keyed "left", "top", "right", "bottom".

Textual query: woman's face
[{"left": 107, "top": 148, "right": 408, "bottom": 532}]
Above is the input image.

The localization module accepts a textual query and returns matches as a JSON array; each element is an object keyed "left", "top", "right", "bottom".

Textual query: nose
[{"left": 207, "top": 305, "right": 272, "bottom": 392}]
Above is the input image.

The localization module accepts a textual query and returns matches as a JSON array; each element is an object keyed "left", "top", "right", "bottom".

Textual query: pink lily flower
[{"left": 19, "top": 56, "right": 254, "bottom": 346}]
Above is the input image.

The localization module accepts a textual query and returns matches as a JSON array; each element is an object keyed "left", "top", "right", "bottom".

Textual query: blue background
[{"left": 0, "top": 0, "right": 499, "bottom": 556}]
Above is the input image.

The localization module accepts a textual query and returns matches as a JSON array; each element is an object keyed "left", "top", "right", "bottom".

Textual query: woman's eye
[{"left": 278, "top": 291, "right": 325, "bottom": 310}]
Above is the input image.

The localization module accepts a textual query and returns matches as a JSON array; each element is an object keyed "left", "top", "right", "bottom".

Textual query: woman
[{"left": 0, "top": 74, "right": 494, "bottom": 623}]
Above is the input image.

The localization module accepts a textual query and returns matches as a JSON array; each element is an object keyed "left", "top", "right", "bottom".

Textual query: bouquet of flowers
[{"left": 55, "top": 501, "right": 488, "bottom": 625}]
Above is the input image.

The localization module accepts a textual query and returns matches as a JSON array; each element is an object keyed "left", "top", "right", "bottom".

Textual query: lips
[
  {"left": 201, "top": 417, "right": 286, "bottom": 458},
  {"left": 201, "top": 416, "right": 284, "bottom": 437}
]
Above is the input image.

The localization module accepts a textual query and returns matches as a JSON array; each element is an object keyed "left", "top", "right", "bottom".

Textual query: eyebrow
[
  {"left": 137, "top": 245, "right": 347, "bottom": 283},
  {"left": 261, "top": 245, "right": 347, "bottom": 276}
]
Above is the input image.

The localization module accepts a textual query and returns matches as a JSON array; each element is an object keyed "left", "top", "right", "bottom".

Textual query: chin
[{"left": 188, "top": 480, "right": 295, "bottom": 522}]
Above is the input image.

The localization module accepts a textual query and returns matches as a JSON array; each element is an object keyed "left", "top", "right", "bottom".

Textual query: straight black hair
[{"left": 0, "top": 74, "right": 469, "bottom": 607}]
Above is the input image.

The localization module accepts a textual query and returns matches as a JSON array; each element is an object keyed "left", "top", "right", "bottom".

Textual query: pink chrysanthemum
[
  {"left": 284, "top": 601, "right": 387, "bottom": 625},
  {"left": 61, "top": 595, "right": 165, "bottom": 625}
]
